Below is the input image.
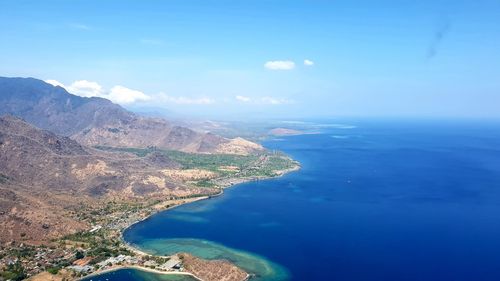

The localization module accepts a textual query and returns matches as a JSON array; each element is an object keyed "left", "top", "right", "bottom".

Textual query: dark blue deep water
[{"left": 121, "top": 120, "right": 500, "bottom": 281}]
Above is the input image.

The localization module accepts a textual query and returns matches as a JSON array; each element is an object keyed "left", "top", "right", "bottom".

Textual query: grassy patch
[
  {"left": 1, "top": 262, "right": 26, "bottom": 281},
  {"left": 94, "top": 146, "right": 298, "bottom": 181}
]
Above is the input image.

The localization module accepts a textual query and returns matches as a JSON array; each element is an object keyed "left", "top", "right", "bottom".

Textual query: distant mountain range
[{"left": 0, "top": 77, "right": 262, "bottom": 154}]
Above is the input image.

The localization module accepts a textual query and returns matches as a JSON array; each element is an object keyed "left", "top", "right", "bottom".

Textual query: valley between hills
[{"left": 0, "top": 77, "right": 299, "bottom": 281}]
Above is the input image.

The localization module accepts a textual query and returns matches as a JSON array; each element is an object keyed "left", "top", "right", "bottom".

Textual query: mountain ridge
[{"left": 0, "top": 77, "right": 263, "bottom": 155}]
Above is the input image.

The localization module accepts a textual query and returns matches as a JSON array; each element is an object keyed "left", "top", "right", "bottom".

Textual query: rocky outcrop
[{"left": 180, "top": 253, "right": 249, "bottom": 281}]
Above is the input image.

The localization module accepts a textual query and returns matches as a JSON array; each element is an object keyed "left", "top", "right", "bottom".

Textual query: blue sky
[{"left": 1, "top": 0, "right": 500, "bottom": 119}]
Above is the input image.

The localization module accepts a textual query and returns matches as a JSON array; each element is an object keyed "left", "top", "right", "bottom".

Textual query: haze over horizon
[{"left": 1, "top": 0, "right": 499, "bottom": 119}]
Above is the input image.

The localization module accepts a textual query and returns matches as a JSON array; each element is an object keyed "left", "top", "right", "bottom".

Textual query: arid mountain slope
[
  {"left": 0, "top": 77, "right": 263, "bottom": 154},
  {"left": 0, "top": 115, "right": 215, "bottom": 243}
]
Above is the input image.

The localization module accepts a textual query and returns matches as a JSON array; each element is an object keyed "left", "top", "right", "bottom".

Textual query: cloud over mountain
[
  {"left": 108, "top": 85, "right": 151, "bottom": 104},
  {"left": 46, "top": 79, "right": 150, "bottom": 104},
  {"left": 67, "top": 80, "right": 103, "bottom": 97}
]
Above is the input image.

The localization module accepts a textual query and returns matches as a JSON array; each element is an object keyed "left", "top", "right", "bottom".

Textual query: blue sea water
[{"left": 119, "top": 120, "right": 500, "bottom": 281}]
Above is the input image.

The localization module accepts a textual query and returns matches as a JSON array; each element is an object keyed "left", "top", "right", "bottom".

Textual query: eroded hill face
[
  {"left": 0, "top": 116, "right": 216, "bottom": 243},
  {"left": 0, "top": 77, "right": 263, "bottom": 155}
]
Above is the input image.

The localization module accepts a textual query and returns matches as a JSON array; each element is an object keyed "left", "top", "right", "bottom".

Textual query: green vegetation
[
  {"left": 47, "top": 266, "right": 61, "bottom": 274},
  {"left": 94, "top": 146, "right": 298, "bottom": 179},
  {"left": 1, "top": 262, "right": 26, "bottom": 281},
  {"left": 194, "top": 179, "right": 217, "bottom": 188},
  {"left": 165, "top": 150, "right": 255, "bottom": 171},
  {"left": 71, "top": 200, "right": 146, "bottom": 223},
  {"left": 85, "top": 246, "right": 132, "bottom": 265},
  {"left": 6, "top": 247, "right": 36, "bottom": 259},
  {"left": 62, "top": 229, "right": 103, "bottom": 244},
  {"left": 75, "top": 250, "right": 84, "bottom": 259},
  {"left": 61, "top": 230, "right": 132, "bottom": 266}
]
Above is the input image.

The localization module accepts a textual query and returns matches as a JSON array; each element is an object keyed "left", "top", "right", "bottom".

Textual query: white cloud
[
  {"left": 107, "top": 85, "right": 151, "bottom": 104},
  {"left": 235, "top": 95, "right": 251, "bottom": 102},
  {"left": 45, "top": 79, "right": 65, "bottom": 87},
  {"left": 47, "top": 79, "right": 151, "bottom": 104},
  {"left": 261, "top": 97, "right": 294, "bottom": 105},
  {"left": 67, "top": 80, "right": 104, "bottom": 97},
  {"left": 155, "top": 92, "right": 215, "bottom": 105},
  {"left": 45, "top": 79, "right": 295, "bottom": 108},
  {"left": 264, "top": 60, "right": 295, "bottom": 70},
  {"left": 304, "top": 59, "right": 314, "bottom": 66}
]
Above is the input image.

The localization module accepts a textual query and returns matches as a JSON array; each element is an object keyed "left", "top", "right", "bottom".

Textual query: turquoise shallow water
[
  {"left": 118, "top": 120, "right": 500, "bottom": 281},
  {"left": 137, "top": 238, "right": 289, "bottom": 281}
]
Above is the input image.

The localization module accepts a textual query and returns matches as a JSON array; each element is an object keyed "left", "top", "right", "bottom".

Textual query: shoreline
[
  {"left": 121, "top": 163, "right": 300, "bottom": 246},
  {"left": 86, "top": 163, "right": 301, "bottom": 280},
  {"left": 80, "top": 265, "right": 203, "bottom": 281}
]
